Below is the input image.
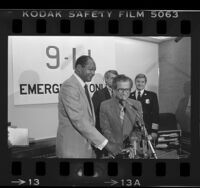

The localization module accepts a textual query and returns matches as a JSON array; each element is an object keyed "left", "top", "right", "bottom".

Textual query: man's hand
[
  {"left": 122, "top": 147, "right": 135, "bottom": 159},
  {"left": 105, "top": 141, "right": 122, "bottom": 157}
]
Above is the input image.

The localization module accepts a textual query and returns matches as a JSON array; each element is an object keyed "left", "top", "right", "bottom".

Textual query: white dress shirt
[{"left": 136, "top": 89, "right": 144, "bottom": 99}]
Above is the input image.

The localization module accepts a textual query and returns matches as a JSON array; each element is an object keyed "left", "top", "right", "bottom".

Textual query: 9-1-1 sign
[{"left": 10, "top": 36, "right": 116, "bottom": 105}]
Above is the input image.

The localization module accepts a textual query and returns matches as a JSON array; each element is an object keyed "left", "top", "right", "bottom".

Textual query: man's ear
[{"left": 76, "top": 64, "right": 82, "bottom": 73}]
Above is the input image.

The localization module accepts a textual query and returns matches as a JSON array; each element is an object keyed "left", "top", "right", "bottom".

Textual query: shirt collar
[
  {"left": 106, "top": 85, "right": 113, "bottom": 95},
  {"left": 74, "top": 73, "right": 85, "bottom": 88},
  {"left": 136, "top": 89, "right": 145, "bottom": 96},
  {"left": 106, "top": 85, "right": 112, "bottom": 91}
]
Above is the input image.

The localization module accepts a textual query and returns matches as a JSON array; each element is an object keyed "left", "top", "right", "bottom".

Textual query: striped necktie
[
  {"left": 84, "top": 84, "right": 93, "bottom": 112},
  {"left": 137, "top": 91, "right": 142, "bottom": 101},
  {"left": 120, "top": 105, "right": 125, "bottom": 125}
]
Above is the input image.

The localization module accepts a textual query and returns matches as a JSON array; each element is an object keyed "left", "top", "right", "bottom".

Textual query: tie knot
[{"left": 138, "top": 91, "right": 141, "bottom": 95}]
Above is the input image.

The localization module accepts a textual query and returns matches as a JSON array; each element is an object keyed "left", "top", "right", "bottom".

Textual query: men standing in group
[
  {"left": 129, "top": 74, "right": 159, "bottom": 140},
  {"left": 100, "top": 74, "right": 144, "bottom": 158},
  {"left": 56, "top": 55, "right": 122, "bottom": 158},
  {"left": 92, "top": 70, "right": 118, "bottom": 158}
]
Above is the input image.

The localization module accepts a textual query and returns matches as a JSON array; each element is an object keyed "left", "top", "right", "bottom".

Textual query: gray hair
[
  {"left": 104, "top": 70, "right": 118, "bottom": 79},
  {"left": 112, "top": 74, "right": 133, "bottom": 89},
  {"left": 135, "top": 73, "right": 147, "bottom": 83}
]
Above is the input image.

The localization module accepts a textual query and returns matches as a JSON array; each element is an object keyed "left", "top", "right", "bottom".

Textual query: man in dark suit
[
  {"left": 100, "top": 75, "right": 144, "bottom": 158},
  {"left": 129, "top": 74, "right": 159, "bottom": 140},
  {"left": 92, "top": 70, "right": 118, "bottom": 158},
  {"left": 56, "top": 56, "right": 122, "bottom": 158}
]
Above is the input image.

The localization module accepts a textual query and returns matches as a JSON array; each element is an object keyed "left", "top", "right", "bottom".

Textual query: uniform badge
[{"left": 145, "top": 99, "right": 150, "bottom": 104}]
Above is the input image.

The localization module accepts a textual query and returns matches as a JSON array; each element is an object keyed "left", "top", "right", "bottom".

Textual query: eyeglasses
[{"left": 117, "top": 88, "right": 131, "bottom": 93}]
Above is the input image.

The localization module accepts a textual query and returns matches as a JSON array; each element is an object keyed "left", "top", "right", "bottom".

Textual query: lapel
[
  {"left": 130, "top": 91, "right": 136, "bottom": 100},
  {"left": 141, "top": 90, "right": 148, "bottom": 101},
  {"left": 72, "top": 75, "right": 95, "bottom": 122},
  {"left": 124, "top": 101, "right": 137, "bottom": 128},
  {"left": 110, "top": 98, "right": 123, "bottom": 129},
  {"left": 127, "top": 98, "right": 145, "bottom": 125},
  {"left": 122, "top": 113, "right": 133, "bottom": 137}
]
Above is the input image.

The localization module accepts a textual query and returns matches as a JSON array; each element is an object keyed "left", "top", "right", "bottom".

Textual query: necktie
[
  {"left": 120, "top": 106, "right": 125, "bottom": 125},
  {"left": 110, "top": 89, "right": 113, "bottom": 97},
  {"left": 84, "top": 84, "right": 93, "bottom": 112},
  {"left": 137, "top": 91, "right": 142, "bottom": 101}
]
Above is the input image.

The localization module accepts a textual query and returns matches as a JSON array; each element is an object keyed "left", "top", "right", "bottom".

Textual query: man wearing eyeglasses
[
  {"left": 99, "top": 74, "right": 143, "bottom": 158},
  {"left": 92, "top": 70, "right": 118, "bottom": 158}
]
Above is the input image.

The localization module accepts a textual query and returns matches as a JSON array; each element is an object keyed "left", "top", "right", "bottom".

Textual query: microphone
[{"left": 130, "top": 135, "right": 138, "bottom": 156}]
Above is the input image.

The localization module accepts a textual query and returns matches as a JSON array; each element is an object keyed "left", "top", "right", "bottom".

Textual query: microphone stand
[
  {"left": 127, "top": 101, "right": 158, "bottom": 159},
  {"left": 114, "top": 100, "right": 158, "bottom": 159},
  {"left": 140, "top": 123, "right": 158, "bottom": 159}
]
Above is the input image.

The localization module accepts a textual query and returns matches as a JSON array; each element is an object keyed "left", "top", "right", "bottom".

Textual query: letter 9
[{"left": 46, "top": 46, "right": 60, "bottom": 69}]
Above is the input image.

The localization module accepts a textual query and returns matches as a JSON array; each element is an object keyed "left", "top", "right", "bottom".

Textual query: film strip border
[
  {"left": 0, "top": 10, "right": 193, "bottom": 35},
  {"left": 11, "top": 18, "right": 191, "bottom": 35},
  {"left": 9, "top": 160, "right": 191, "bottom": 186},
  {"left": 11, "top": 160, "right": 190, "bottom": 177},
  {"left": 1, "top": 10, "right": 199, "bottom": 186}
]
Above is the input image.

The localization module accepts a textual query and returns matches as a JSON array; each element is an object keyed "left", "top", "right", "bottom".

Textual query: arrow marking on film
[
  {"left": 11, "top": 179, "right": 26, "bottom": 185},
  {"left": 104, "top": 179, "right": 118, "bottom": 186}
]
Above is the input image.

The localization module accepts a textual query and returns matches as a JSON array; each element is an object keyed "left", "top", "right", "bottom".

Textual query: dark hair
[
  {"left": 135, "top": 73, "right": 147, "bottom": 83},
  {"left": 112, "top": 74, "right": 133, "bottom": 89},
  {"left": 75, "top": 55, "right": 94, "bottom": 68},
  {"left": 104, "top": 70, "right": 118, "bottom": 79}
]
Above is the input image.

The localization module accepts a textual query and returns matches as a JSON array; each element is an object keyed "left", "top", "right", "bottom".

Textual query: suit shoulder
[
  {"left": 130, "top": 91, "right": 135, "bottom": 95},
  {"left": 127, "top": 98, "right": 137, "bottom": 103},
  {"left": 127, "top": 98, "right": 141, "bottom": 106},
  {"left": 93, "top": 87, "right": 109, "bottom": 98},
  {"left": 93, "top": 88, "right": 104, "bottom": 95},
  {"left": 145, "top": 90, "right": 157, "bottom": 96},
  {"left": 62, "top": 76, "right": 79, "bottom": 87},
  {"left": 60, "top": 77, "right": 79, "bottom": 94},
  {"left": 61, "top": 79, "right": 70, "bottom": 86},
  {"left": 101, "top": 98, "right": 112, "bottom": 107}
]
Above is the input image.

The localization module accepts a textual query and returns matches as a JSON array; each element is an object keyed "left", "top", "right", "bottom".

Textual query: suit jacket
[
  {"left": 92, "top": 87, "right": 111, "bottom": 132},
  {"left": 129, "top": 90, "right": 159, "bottom": 133},
  {"left": 100, "top": 98, "right": 143, "bottom": 148},
  {"left": 56, "top": 74, "right": 106, "bottom": 158}
]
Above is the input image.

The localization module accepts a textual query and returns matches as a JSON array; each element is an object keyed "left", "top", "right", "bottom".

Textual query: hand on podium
[
  {"left": 105, "top": 141, "right": 122, "bottom": 157},
  {"left": 122, "top": 147, "right": 135, "bottom": 159}
]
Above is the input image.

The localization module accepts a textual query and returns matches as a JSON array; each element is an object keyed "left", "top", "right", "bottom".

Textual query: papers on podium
[{"left": 8, "top": 127, "right": 29, "bottom": 146}]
